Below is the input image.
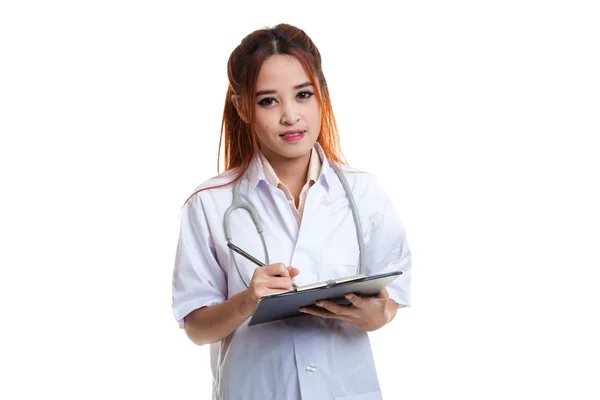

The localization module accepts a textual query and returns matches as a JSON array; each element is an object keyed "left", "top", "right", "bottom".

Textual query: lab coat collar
[{"left": 245, "top": 142, "right": 335, "bottom": 194}]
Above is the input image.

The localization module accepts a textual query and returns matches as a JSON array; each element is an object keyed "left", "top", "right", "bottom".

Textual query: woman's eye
[
  {"left": 297, "top": 91, "right": 313, "bottom": 100},
  {"left": 258, "top": 98, "right": 276, "bottom": 107}
]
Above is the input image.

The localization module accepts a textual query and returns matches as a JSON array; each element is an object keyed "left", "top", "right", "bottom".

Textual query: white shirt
[{"left": 172, "top": 143, "right": 412, "bottom": 400}]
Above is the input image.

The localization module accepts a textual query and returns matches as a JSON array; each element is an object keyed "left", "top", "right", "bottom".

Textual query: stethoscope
[{"left": 223, "top": 161, "right": 365, "bottom": 288}]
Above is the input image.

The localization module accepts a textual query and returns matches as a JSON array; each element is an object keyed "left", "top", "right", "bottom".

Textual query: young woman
[{"left": 172, "top": 23, "right": 412, "bottom": 400}]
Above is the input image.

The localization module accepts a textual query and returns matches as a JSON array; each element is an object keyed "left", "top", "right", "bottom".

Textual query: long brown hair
[{"left": 189, "top": 24, "right": 345, "bottom": 201}]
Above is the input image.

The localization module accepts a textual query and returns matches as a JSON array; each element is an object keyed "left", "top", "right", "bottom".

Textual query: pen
[{"left": 227, "top": 242, "right": 298, "bottom": 290}]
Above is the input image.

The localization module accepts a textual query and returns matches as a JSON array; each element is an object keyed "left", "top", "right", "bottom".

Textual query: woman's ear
[{"left": 231, "top": 95, "right": 249, "bottom": 124}]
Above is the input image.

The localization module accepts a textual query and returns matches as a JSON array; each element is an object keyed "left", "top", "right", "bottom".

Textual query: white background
[{"left": 1, "top": 1, "right": 599, "bottom": 399}]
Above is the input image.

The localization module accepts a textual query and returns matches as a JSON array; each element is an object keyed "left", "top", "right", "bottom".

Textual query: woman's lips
[{"left": 280, "top": 130, "right": 305, "bottom": 142}]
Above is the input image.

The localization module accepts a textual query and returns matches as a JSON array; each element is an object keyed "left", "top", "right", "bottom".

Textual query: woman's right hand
[
  {"left": 244, "top": 263, "right": 300, "bottom": 310},
  {"left": 184, "top": 264, "right": 299, "bottom": 345}
]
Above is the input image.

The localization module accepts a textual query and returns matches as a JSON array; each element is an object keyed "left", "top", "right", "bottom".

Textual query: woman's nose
[{"left": 280, "top": 103, "right": 300, "bottom": 125}]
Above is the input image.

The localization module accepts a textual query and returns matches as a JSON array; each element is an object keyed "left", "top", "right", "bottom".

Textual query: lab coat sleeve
[
  {"left": 364, "top": 179, "right": 412, "bottom": 308},
  {"left": 171, "top": 194, "right": 227, "bottom": 329}
]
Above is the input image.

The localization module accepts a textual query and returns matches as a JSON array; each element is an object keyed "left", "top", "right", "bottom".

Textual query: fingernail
[{"left": 346, "top": 294, "right": 354, "bottom": 299}]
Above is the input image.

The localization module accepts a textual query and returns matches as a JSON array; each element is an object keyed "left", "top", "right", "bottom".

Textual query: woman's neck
[{"left": 262, "top": 149, "right": 311, "bottom": 190}]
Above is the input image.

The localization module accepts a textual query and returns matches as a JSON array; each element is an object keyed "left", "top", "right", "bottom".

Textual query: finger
[
  {"left": 287, "top": 266, "right": 300, "bottom": 278},
  {"left": 252, "top": 287, "right": 293, "bottom": 301},
  {"left": 298, "top": 306, "right": 338, "bottom": 319},
  {"left": 263, "top": 276, "right": 295, "bottom": 290},
  {"left": 376, "top": 288, "right": 390, "bottom": 300},
  {"left": 315, "top": 300, "right": 349, "bottom": 316},
  {"left": 345, "top": 293, "right": 366, "bottom": 308},
  {"left": 254, "top": 275, "right": 294, "bottom": 291},
  {"left": 264, "top": 262, "right": 290, "bottom": 277},
  {"left": 254, "top": 278, "right": 296, "bottom": 296}
]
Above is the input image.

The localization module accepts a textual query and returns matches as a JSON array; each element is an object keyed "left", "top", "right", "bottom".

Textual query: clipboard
[{"left": 248, "top": 270, "right": 403, "bottom": 326}]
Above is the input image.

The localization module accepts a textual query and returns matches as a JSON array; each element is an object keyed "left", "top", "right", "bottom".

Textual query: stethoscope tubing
[{"left": 223, "top": 161, "right": 364, "bottom": 288}]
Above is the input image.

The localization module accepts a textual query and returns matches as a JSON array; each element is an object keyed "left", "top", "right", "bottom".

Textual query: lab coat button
[{"left": 305, "top": 364, "right": 317, "bottom": 374}]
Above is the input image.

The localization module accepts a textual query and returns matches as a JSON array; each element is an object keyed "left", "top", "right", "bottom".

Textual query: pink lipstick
[{"left": 280, "top": 130, "right": 305, "bottom": 142}]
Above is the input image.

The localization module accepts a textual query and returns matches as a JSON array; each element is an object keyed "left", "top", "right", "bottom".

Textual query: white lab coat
[{"left": 172, "top": 143, "right": 412, "bottom": 400}]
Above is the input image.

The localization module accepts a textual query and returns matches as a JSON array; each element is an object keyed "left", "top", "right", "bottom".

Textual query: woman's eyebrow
[{"left": 255, "top": 81, "right": 313, "bottom": 97}]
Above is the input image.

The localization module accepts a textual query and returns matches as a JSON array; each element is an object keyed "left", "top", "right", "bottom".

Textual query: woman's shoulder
[
  {"left": 328, "top": 161, "right": 391, "bottom": 204},
  {"left": 184, "top": 167, "right": 241, "bottom": 206},
  {"left": 332, "top": 162, "right": 381, "bottom": 187}
]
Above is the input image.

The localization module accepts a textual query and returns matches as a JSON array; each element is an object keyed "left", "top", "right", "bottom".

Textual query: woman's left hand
[{"left": 298, "top": 288, "right": 397, "bottom": 331}]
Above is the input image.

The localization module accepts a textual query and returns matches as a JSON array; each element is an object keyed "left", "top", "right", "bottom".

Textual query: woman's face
[{"left": 252, "top": 55, "right": 321, "bottom": 163}]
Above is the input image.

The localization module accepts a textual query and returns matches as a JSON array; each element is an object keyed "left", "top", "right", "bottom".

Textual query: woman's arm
[
  {"left": 183, "top": 289, "right": 255, "bottom": 346},
  {"left": 183, "top": 263, "right": 299, "bottom": 345}
]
